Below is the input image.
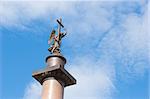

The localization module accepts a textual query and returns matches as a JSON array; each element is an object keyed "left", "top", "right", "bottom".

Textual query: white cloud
[
  {"left": 0, "top": 1, "right": 74, "bottom": 27},
  {"left": 64, "top": 58, "right": 116, "bottom": 99},
  {"left": 95, "top": 1, "right": 149, "bottom": 78},
  {"left": 122, "top": 10, "right": 148, "bottom": 53},
  {"left": 23, "top": 80, "right": 42, "bottom": 99}
]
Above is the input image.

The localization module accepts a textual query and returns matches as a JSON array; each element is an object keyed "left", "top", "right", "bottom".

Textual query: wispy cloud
[
  {"left": 23, "top": 80, "right": 42, "bottom": 99},
  {"left": 97, "top": 3, "right": 149, "bottom": 74},
  {"left": 1, "top": 0, "right": 148, "bottom": 99},
  {"left": 64, "top": 56, "right": 116, "bottom": 99},
  {"left": 0, "top": 1, "right": 75, "bottom": 28}
]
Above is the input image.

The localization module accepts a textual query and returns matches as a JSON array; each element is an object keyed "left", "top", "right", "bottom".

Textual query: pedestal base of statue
[{"left": 32, "top": 55, "right": 76, "bottom": 99}]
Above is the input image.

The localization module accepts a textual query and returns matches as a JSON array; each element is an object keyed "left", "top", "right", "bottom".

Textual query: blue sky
[{"left": 0, "top": 0, "right": 149, "bottom": 99}]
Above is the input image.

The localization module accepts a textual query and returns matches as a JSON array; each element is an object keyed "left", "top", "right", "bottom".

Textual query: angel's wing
[{"left": 48, "top": 29, "right": 56, "bottom": 44}]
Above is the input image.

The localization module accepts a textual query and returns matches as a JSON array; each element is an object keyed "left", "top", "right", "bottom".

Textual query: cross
[
  {"left": 57, "top": 18, "right": 64, "bottom": 28},
  {"left": 57, "top": 18, "right": 64, "bottom": 41}
]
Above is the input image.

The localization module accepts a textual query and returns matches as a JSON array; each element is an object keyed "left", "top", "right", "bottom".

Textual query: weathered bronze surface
[{"left": 48, "top": 18, "right": 67, "bottom": 55}]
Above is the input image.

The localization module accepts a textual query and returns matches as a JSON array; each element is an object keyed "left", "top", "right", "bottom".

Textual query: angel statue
[{"left": 48, "top": 18, "right": 67, "bottom": 55}]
